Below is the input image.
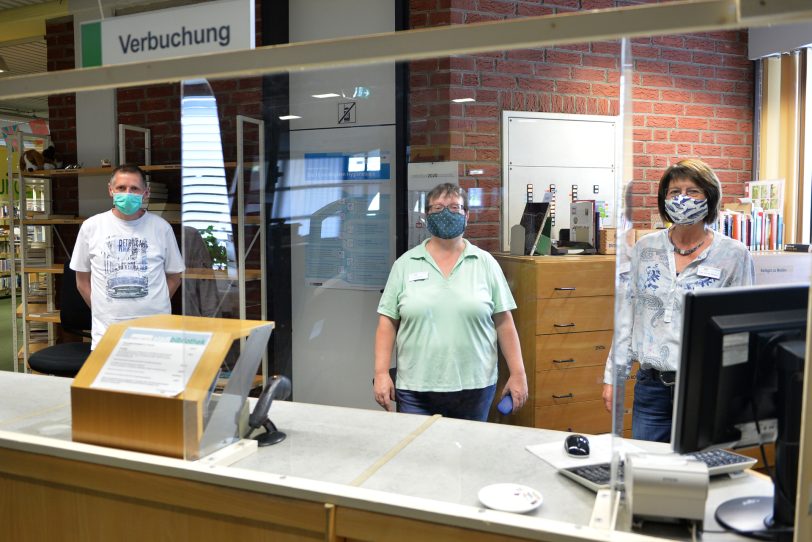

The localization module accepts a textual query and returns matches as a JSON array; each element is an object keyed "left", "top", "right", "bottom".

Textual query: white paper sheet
[
  {"left": 90, "top": 327, "right": 212, "bottom": 396},
  {"left": 526, "top": 433, "right": 644, "bottom": 470}
]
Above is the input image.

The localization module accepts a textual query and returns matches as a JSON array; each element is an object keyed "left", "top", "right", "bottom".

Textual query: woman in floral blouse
[{"left": 602, "top": 159, "right": 755, "bottom": 442}]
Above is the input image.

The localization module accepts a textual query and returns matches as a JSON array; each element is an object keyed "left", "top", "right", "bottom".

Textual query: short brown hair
[
  {"left": 425, "top": 183, "right": 468, "bottom": 213},
  {"left": 657, "top": 159, "right": 721, "bottom": 225},
  {"left": 109, "top": 164, "right": 147, "bottom": 189}
]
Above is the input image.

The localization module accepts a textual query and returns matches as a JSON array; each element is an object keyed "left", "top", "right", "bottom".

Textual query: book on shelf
[{"left": 718, "top": 205, "right": 783, "bottom": 251}]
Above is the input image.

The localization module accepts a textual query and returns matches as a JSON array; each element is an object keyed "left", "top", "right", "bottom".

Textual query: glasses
[
  {"left": 427, "top": 203, "right": 465, "bottom": 214},
  {"left": 666, "top": 188, "right": 704, "bottom": 199}
]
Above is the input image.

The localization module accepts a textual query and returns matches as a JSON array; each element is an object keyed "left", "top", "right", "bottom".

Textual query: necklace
[{"left": 670, "top": 231, "right": 706, "bottom": 256}]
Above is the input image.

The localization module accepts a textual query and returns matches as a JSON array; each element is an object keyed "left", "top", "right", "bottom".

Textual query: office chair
[{"left": 27, "top": 262, "right": 92, "bottom": 377}]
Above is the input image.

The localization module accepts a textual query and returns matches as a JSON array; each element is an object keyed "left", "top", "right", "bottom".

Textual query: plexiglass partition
[
  {"left": 187, "top": 39, "right": 636, "bottom": 525},
  {"left": 2, "top": 2, "right": 811, "bottom": 539}
]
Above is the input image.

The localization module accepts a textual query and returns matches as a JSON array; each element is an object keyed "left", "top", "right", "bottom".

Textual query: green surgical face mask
[{"left": 113, "top": 193, "right": 143, "bottom": 215}]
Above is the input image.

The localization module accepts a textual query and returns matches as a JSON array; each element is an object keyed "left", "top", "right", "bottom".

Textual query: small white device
[
  {"left": 624, "top": 453, "right": 709, "bottom": 525},
  {"left": 570, "top": 200, "right": 596, "bottom": 246}
]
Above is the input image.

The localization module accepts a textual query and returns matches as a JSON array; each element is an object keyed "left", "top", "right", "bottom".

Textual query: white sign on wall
[{"left": 80, "top": 0, "right": 255, "bottom": 68}]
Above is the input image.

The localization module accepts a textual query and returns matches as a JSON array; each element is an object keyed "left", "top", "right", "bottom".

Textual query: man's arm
[
  {"left": 166, "top": 273, "right": 182, "bottom": 297},
  {"left": 75, "top": 271, "right": 92, "bottom": 308}
]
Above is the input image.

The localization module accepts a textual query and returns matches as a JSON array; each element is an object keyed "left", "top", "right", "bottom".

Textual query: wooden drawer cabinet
[
  {"left": 493, "top": 255, "right": 631, "bottom": 434},
  {"left": 535, "top": 296, "right": 614, "bottom": 334},
  {"left": 536, "top": 396, "right": 633, "bottom": 434},
  {"left": 536, "top": 365, "right": 625, "bottom": 407},
  {"left": 534, "top": 259, "right": 615, "bottom": 298},
  {"left": 535, "top": 330, "right": 613, "bottom": 371}
]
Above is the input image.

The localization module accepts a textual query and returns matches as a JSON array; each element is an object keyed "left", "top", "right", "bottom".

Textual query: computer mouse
[{"left": 564, "top": 434, "right": 590, "bottom": 458}]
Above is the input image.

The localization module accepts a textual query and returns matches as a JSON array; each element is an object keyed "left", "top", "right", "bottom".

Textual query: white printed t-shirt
[{"left": 70, "top": 210, "right": 185, "bottom": 348}]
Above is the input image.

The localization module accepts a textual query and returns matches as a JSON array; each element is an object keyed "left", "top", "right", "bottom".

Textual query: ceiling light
[
  {"left": 279, "top": 115, "right": 301, "bottom": 120},
  {"left": 0, "top": 56, "right": 9, "bottom": 73},
  {"left": 312, "top": 93, "right": 340, "bottom": 99},
  {"left": 452, "top": 98, "right": 475, "bottom": 103}
]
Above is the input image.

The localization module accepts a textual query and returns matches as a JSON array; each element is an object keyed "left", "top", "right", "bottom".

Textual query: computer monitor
[{"left": 673, "top": 283, "right": 808, "bottom": 539}]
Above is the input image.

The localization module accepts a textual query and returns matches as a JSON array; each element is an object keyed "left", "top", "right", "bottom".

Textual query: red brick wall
[
  {"left": 47, "top": 0, "right": 265, "bottom": 167},
  {"left": 116, "top": 78, "right": 263, "bottom": 167},
  {"left": 46, "top": 17, "right": 77, "bottom": 167},
  {"left": 409, "top": 1, "right": 754, "bottom": 251},
  {"left": 113, "top": 0, "right": 264, "bottom": 165},
  {"left": 44, "top": 17, "right": 77, "bottom": 265}
]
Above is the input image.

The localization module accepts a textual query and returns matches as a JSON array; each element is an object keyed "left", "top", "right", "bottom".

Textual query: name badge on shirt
[
  {"left": 697, "top": 265, "right": 722, "bottom": 279},
  {"left": 408, "top": 271, "right": 429, "bottom": 282}
]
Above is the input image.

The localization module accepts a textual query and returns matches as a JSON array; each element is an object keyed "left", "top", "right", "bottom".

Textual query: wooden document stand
[{"left": 71, "top": 315, "right": 273, "bottom": 459}]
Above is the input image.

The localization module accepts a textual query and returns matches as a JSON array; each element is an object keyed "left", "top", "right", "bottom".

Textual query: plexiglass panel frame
[{"left": 1, "top": 1, "right": 811, "bottom": 538}]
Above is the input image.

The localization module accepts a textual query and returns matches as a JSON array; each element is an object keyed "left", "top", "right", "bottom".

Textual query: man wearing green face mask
[{"left": 70, "top": 164, "right": 185, "bottom": 349}]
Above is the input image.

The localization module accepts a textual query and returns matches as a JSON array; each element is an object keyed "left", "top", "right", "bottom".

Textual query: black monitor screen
[
  {"left": 519, "top": 202, "right": 550, "bottom": 256},
  {"left": 673, "top": 283, "right": 808, "bottom": 537}
]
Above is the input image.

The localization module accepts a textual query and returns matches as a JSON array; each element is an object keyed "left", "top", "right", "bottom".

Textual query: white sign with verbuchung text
[{"left": 80, "top": 0, "right": 254, "bottom": 68}]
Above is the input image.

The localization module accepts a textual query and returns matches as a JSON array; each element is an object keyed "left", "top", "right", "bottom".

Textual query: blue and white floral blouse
[{"left": 603, "top": 229, "right": 755, "bottom": 383}]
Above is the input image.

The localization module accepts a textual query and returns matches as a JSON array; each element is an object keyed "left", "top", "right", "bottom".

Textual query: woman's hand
[
  {"left": 374, "top": 371, "right": 395, "bottom": 412},
  {"left": 373, "top": 315, "right": 398, "bottom": 412},
  {"left": 500, "top": 373, "right": 529, "bottom": 413},
  {"left": 493, "top": 310, "right": 528, "bottom": 413},
  {"left": 602, "top": 384, "right": 614, "bottom": 412}
]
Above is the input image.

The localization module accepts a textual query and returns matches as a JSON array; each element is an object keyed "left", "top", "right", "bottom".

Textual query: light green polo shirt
[{"left": 377, "top": 239, "right": 517, "bottom": 392}]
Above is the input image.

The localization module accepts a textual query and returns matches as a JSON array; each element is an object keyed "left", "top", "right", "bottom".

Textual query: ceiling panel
[
  {"left": 0, "top": 0, "right": 54, "bottom": 10},
  {"left": 0, "top": 39, "right": 47, "bottom": 76},
  {"left": 0, "top": 0, "right": 59, "bottom": 118},
  {"left": 0, "top": 38, "right": 49, "bottom": 118}
]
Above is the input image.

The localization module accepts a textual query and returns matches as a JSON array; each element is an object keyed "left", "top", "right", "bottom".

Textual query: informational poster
[
  {"left": 746, "top": 179, "right": 784, "bottom": 211},
  {"left": 406, "top": 161, "right": 458, "bottom": 250},
  {"left": 91, "top": 328, "right": 212, "bottom": 396},
  {"left": 305, "top": 193, "right": 391, "bottom": 290},
  {"left": 305, "top": 151, "right": 390, "bottom": 181}
]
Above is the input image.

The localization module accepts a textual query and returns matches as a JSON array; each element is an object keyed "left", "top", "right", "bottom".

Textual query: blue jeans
[
  {"left": 396, "top": 385, "right": 497, "bottom": 422},
  {"left": 632, "top": 369, "right": 674, "bottom": 443}
]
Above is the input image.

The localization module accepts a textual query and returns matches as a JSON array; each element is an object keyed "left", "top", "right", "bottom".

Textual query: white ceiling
[{"left": 0, "top": 0, "right": 60, "bottom": 120}]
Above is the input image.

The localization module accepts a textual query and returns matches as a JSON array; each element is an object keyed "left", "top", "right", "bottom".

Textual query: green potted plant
[{"left": 200, "top": 225, "right": 228, "bottom": 270}]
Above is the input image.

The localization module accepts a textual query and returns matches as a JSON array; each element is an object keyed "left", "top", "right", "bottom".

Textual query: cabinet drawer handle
[
  {"left": 552, "top": 393, "right": 574, "bottom": 399},
  {"left": 553, "top": 323, "right": 576, "bottom": 328},
  {"left": 554, "top": 287, "right": 576, "bottom": 291},
  {"left": 552, "top": 358, "right": 575, "bottom": 364}
]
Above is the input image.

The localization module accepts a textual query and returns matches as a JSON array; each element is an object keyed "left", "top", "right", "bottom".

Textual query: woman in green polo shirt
[{"left": 373, "top": 183, "right": 528, "bottom": 421}]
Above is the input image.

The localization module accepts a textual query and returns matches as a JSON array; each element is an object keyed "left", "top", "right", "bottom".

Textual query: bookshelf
[
  {"left": 8, "top": 120, "right": 267, "bottom": 374},
  {"left": 718, "top": 202, "right": 784, "bottom": 251},
  {"left": 0, "top": 216, "right": 13, "bottom": 298}
]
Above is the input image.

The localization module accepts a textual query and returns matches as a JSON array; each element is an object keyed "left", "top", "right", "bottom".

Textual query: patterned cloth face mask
[
  {"left": 113, "top": 193, "right": 143, "bottom": 216},
  {"left": 664, "top": 194, "right": 708, "bottom": 226},
  {"left": 426, "top": 207, "right": 466, "bottom": 239}
]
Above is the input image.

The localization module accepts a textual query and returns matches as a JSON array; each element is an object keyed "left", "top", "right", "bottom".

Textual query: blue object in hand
[{"left": 497, "top": 394, "right": 513, "bottom": 415}]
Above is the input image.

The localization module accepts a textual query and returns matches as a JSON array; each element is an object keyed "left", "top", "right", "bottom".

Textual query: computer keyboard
[
  {"left": 559, "top": 449, "right": 758, "bottom": 492},
  {"left": 685, "top": 449, "right": 758, "bottom": 475}
]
